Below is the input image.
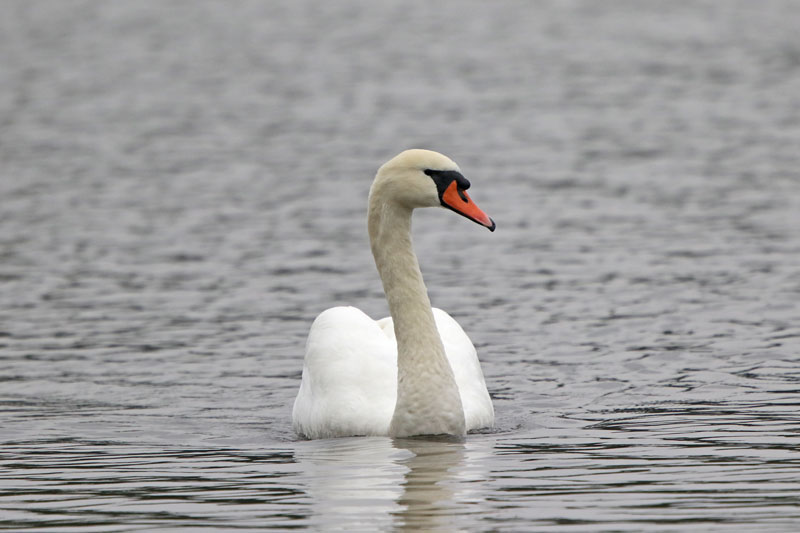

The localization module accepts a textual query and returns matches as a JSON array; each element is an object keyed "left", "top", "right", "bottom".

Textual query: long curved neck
[{"left": 368, "top": 195, "right": 466, "bottom": 437}]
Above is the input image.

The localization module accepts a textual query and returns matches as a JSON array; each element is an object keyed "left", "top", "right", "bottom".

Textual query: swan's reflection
[
  {"left": 294, "top": 437, "right": 407, "bottom": 531},
  {"left": 294, "top": 436, "right": 491, "bottom": 532}
]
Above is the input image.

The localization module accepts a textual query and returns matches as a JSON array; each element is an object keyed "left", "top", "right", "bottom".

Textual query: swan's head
[{"left": 371, "top": 149, "right": 495, "bottom": 231}]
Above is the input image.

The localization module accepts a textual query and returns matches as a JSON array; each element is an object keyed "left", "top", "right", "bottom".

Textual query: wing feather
[{"left": 292, "top": 306, "right": 397, "bottom": 439}]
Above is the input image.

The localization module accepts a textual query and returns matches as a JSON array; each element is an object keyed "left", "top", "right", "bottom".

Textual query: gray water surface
[{"left": 2, "top": 1, "right": 800, "bottom": 531}]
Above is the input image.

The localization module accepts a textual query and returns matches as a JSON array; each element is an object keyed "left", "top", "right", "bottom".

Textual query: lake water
[{"left": 2, "top": 1, "right": 800, "bottom": 531}]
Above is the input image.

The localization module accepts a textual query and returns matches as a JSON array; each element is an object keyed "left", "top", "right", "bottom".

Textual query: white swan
[{"left": 292, "top": 149, "right": 495, "bottom": 439}]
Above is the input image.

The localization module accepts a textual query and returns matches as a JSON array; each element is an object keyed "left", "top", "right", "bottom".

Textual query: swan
[{"left": 292, "top": 149, "right": 495, "bottom": 439}]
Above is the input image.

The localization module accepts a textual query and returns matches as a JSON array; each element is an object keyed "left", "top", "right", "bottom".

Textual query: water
[{"left": 2, "top": 0, "right": 800, "bottom": 530}]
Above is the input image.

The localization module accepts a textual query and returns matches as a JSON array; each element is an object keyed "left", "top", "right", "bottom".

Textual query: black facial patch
[{"left": 423, "top": 169, "right": 471, "bottom": 203}]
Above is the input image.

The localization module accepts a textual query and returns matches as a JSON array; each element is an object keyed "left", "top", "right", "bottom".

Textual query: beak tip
[{"left": 487, "top": 218, "right": 496, "bottom": 232}]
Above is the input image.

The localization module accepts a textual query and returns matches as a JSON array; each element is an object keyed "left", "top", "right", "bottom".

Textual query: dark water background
[{"left": 2, "top": 1, "right": 800, "bottom": 530}]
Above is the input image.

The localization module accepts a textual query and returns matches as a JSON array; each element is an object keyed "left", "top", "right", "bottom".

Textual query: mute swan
[{"left": 292, "top": 149, "right": 495, "bottom": 439}]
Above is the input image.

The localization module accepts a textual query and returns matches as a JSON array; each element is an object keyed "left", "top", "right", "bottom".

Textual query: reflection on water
[
  {"left": 295, "top": 436, "right": 488, "bottom": 532},
  {"left": 2, "top": 0, "right": 800, "bottom": 530},
  {"left": 294, "top": 436, "right": 493, "bottom": 532},
  {"left": 394, "top": 438, "right": 470, "bottom": 533},
  {"left": 294, "top": 438, "right": 406, "bottom": 531}
]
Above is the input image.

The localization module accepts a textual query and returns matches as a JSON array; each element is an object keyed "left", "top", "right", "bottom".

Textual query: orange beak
[{"left": 441, "top": 180, "right": 495, "bottom": 231}]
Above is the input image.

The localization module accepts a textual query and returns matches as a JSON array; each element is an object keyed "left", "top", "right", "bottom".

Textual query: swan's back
[{"left": 293, "top": 307, "right": 494, "bottom": 439}]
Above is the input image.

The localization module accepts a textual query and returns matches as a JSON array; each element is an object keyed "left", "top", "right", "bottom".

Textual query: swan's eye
[{"left": 424, "top": 169, "right": 472, "bottom": 204}]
